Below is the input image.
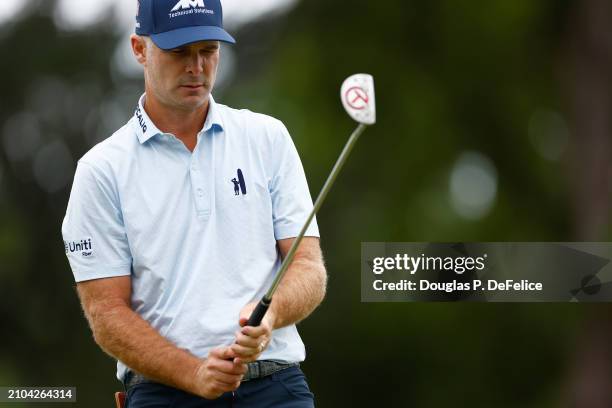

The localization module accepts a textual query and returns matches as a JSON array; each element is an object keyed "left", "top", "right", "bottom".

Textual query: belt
[
  {"left": 243, "top": 360, "right": 298, "bottom": 382},
  {"left": 124, "top": 360, "right": 298, "bottom": 389}
]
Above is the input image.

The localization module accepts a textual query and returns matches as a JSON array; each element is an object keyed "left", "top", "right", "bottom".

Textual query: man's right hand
[{"left": 192, "top": 347, "right": 247, "bottom": 399}]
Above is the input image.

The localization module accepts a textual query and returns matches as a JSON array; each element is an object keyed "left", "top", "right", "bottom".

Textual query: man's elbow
[{"left": 314, "top": 264, "right": 328, "bottom": 306}]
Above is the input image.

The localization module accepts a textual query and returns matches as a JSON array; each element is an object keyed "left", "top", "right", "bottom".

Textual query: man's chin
[{"left": 175, "top": 92, "right": 210, "bottom": 110}]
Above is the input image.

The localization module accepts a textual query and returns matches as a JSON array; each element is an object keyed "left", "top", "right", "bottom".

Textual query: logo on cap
[
  {"left": 171, "top": 0, "right": 206, "bottom": 12},
  {"left": 136, "top": 0, "right": 235, "bottom": 47}
]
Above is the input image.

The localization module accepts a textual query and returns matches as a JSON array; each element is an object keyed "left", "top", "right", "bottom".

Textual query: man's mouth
[{"left": 181, "top": 84, "right": 204, "bottom": 89}]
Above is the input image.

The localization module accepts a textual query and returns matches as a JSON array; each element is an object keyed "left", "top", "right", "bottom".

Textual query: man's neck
[{"left": 143, "top": 91, "right": 209, "bottom": 152}]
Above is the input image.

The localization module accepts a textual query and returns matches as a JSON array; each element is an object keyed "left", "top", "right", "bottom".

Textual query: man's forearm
[
  {"left": 89, "top": 303, "right": 200, "bottom": 393},
  {"left": 269, "top": 251, "right": 327, "bottom": 329}
]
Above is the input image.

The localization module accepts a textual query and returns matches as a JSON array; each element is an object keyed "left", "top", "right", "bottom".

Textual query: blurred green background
[{"left": 1, "top": 0, "right": 612, "bottom": 406}]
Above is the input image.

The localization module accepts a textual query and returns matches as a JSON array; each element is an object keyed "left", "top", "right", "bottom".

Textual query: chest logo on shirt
[{"left": 230, "top": 169, "right": 247, "bottom": 196}]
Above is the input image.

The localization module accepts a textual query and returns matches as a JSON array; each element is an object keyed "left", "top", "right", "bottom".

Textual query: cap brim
[{"left": 151, "top": 26, "right": 236, "bottom": 50}]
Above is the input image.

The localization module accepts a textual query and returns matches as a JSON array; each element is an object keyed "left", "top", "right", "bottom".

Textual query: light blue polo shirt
[{"left": 62, "top": 94, "right": 319, "bottom": 381}]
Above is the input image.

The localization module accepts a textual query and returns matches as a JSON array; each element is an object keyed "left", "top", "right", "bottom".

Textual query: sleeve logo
[{"left": 64, "top": 238, "right": 93, "bottom": 257}]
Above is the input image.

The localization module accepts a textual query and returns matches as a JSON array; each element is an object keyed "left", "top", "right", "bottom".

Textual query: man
[{"left": 61, "top": 0, "right": 327, "bottom": 406}]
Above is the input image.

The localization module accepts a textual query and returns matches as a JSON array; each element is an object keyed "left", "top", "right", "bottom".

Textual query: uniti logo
[
  {"left": 171, "top": 0, "right": 205, "bottom": 12},
  {"left": 64, "top": 239, "right": 93, "bottom": 257}
]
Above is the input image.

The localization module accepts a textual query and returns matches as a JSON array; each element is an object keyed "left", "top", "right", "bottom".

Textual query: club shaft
[{"left": 264, "top": 123, "right": 367, "bottom": 299}]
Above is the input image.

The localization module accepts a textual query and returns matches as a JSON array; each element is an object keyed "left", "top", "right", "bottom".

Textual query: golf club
[{"left": 246, "top": 73, "right": 377, "bottom": 327}]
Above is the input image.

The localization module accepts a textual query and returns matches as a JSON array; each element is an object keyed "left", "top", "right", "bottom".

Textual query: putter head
[{"left": 341, "top": 73, "right": 376, "bottom": 125}]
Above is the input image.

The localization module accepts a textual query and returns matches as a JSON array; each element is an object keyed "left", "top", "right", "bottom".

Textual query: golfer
[{"left": 61, "top": 0, "right": 326, "bottom": 406}]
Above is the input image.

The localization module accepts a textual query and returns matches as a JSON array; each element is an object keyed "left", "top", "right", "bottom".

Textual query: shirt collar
[
  {"left": 203, "top": 95, "right": 224, "bottom": 134},
  {"left": 133, "top": 93, "right": 224, "bottom": 145}
]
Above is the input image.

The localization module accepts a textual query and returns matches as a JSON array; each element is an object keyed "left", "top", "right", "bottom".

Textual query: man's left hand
[{"left": 231, "top": 302, "right": 276, "bottom": 364}]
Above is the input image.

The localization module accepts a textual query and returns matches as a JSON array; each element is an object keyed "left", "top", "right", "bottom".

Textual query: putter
[{"left": 246, "top": 73, "right": 377, "bottom": 327}]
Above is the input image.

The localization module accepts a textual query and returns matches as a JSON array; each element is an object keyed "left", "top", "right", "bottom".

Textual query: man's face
[{"left": 135, "top": 37, "right": 220, "bottom": 111}]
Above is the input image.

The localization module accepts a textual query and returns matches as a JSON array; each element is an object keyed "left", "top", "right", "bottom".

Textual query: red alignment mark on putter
[{"left": 345, "top": 86, "right": 369, "bottom": 110}]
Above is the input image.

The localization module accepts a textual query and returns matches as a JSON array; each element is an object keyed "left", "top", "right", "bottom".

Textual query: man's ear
[{"left": 131, "top": 34, "right": 147, "bottom": 66}]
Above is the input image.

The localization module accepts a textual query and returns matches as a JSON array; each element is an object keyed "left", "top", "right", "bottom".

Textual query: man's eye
[{"left": 171, "top": 49, "right": 184, "bottom": 54}]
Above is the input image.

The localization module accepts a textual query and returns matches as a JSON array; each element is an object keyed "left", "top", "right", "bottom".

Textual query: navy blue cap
[{"left": 136, "top": 0, "right": 235, "bottom": 50}]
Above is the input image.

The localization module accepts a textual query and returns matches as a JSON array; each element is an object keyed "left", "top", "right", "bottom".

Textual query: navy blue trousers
[{"left": 125, "top": 367, "right": 314, "bottom": 408}]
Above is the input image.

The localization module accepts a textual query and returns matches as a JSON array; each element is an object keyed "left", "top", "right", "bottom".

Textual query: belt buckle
[{"left": 243, "top": 361, "right": 260, "bottom": 382}]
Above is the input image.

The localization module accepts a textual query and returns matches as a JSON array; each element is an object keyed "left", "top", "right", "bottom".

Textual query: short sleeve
[
  {"left": 61, "top": 160, "right": 132, "bottom": 282},
  {"left": 269, "top": 123, "right": 320, "bottom": 240}
]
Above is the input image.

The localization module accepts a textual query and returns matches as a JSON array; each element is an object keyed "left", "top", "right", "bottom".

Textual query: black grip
[{"left": 246, "top": 297, "right": 271, "bottom": 327}]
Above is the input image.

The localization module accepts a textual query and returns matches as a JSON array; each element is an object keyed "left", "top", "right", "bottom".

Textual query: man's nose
[{"left": 186, "top": 52, "right": 204, "bottom": 75}]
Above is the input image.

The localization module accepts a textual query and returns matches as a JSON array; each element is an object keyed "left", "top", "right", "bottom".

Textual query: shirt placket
[{"left": 190, "top": 132, "right": 212, "bottom": 221}]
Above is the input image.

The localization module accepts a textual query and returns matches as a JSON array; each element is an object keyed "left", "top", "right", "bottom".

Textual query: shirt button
[
  {"left": 191, "top": 165, "right": 198, "bottom": 171},
  {"left": 197, "top": 188, "right": 204, "bottom": 197}
]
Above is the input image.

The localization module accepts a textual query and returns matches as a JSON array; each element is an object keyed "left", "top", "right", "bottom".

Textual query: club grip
[{"left": 246, "top": 297, "right": 271, "bottom": 327}]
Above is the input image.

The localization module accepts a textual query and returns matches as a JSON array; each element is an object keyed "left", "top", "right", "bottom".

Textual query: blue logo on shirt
[
  {"left": 135, "top": 106, "right": 147, "bottom": 133},
  {"left": 64, "top": 238, "right": 93, "bottom": 257},
  {"left": 231, "top": 169, "right": 247, "bottom": 196}
]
